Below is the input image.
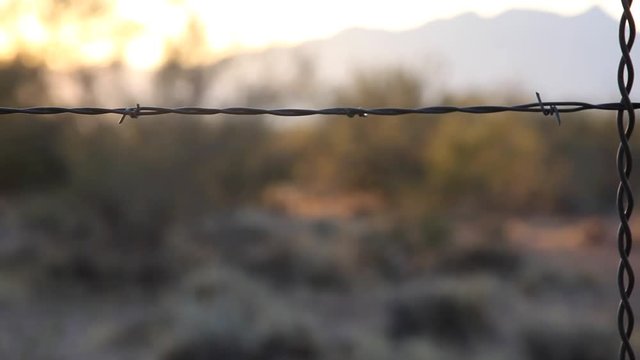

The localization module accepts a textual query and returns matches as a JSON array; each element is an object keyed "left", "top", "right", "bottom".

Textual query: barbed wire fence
[{"left": 0, "top": 1, "right": 637, "bottom": 359}]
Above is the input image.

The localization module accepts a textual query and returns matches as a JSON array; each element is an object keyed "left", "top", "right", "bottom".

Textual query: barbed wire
[{"left": 0, "top": 97, "right": 639, "bottom": 125}]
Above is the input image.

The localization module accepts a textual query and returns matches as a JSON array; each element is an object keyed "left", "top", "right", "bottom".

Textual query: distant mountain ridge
[{"left": 207, "top": 6, "right": 635, "bottom": 104}]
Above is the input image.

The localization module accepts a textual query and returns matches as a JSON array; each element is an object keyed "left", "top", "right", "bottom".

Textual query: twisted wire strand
[
  {"left": 0, "top": 101, "right": 639, "bottom": 122},
  {"left": 618, "top": 1, "right": 636, "bottom": 359}
]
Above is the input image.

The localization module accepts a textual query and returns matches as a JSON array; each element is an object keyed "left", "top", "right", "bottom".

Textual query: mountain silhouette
[{"left": 208, "top": 6, "right": 633, "bottom": 104}]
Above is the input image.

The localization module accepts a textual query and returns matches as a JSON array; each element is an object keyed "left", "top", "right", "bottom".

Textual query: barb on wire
[
  {"left": 536, "top": 92, "right": 561, "bottom": 125},
  {"left": 617, "top": 0, "right": 636, "bottom": 359},
  {"left": 0, "top": 99, "right": 639, "bottom": 123},
  {"left": 119, "top": 103, "right": 140, "bottom": 124}
]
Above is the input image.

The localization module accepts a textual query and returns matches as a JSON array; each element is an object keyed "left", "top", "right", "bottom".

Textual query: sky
[{"left": 0, "top": 0, "right": 629, "bottom": 70}]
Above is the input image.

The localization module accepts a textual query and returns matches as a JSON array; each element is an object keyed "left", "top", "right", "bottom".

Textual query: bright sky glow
[{"left": 0, "top": 0, "right": 631, "bottom": 70}]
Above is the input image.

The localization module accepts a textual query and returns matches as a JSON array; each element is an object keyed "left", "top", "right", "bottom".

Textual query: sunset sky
[{"left": 0, "top": 0, "right": 629, "bottom": 70}]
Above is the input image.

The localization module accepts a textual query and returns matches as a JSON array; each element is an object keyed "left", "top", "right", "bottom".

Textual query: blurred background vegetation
[{"left": 0, "top": 1, "right": 637, "bottom": 359}]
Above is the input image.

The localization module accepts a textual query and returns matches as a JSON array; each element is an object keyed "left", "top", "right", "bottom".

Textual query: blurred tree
[
  {"left": 54, "top": 116, "right": 287, "bottom": 285},
  {"left": 0, "top": 56, "right": 49, "bottom": 106},
  {"left": 291, "top": 68, "right": 430, "bottom": 201},
  {"left": 540, "top": 113, "right": 619, "bottom": 213},
  {"left": 156, "top": 17, "right": 215, "bottom": 106},
  {"left": 0, "top": 0, "right": 140, "bottom": 68},
  {"left": 424, "top": 113, "right": 557, "bottom": 213},
  {"left": 0, "top": 117, "right": 67, "bottom": 193},
  {"left": 0, "top": 56, "right": 67, "bottom": 193}
]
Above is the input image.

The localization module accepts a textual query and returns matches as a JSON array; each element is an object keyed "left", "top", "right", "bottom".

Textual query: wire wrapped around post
[{"left": 618, "top": 1, "right": 636, "bottom": 359}]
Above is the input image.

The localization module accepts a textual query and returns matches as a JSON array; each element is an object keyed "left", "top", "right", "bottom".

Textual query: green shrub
[{"left": 164, "top": 267, "right": 322, "bottom": 360}]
